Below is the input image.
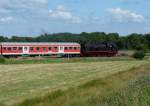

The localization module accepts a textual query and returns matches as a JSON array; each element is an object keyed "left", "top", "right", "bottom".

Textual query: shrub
[
  {"left": 0, "top": 57, "right": 5, "bottom": 64},
  {"left": 135, "top": 44, "right": 149, "bottom": 53},
  {"left": 0, "top": 103, "right": 6, "bottom": 106},
  {"left": 133, "top": 51, "right": 145, "bottom": 59}
]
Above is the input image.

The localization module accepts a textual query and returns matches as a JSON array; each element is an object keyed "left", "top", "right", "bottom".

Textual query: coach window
[
  {"left": 3, "top": 47, "right": 7, "bottom": 50},
  {"left": 30, "top": 47, "right": 34, "bottom": 51},
  {"left": 65, "top": 47, "right": 68, "bottom": 50},
  {"left": 43, "top": 47, "right": 47, "bottom": 51},
  {"left": 36, "top": 47, "right": 40, "bottom": 51},
  {"left": 74, "top": 47, "right": 77, "bottom": 50},
  {"left": 54, "top": 47, "right": 58, "bottom": 50},
  {"left": 69, "top": 47, "right": 73, "bottom": 50},
  {"left": 19, "top": 47, "right": 22, "bottom": 51},
  {"left": 49, "top": 47, "right": 52, "bottom": 51},
  {"left": 8, "top": 47, "right": 12, "bottom": 51},
  {"left": 13, "top": 47, "right": 17, "bottom": 50}
]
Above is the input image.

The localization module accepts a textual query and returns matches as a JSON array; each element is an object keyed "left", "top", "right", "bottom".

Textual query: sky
[{"left": 0, "top": 0, "right": 150, "bottom": 36}]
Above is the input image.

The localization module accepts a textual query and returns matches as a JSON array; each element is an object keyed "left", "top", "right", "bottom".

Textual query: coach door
[
  {"left": 59, "top": 46, "right": 64, "bottom": 53},
  {"left": 23, "top": 46, "right": 29, "bottom": 54}
]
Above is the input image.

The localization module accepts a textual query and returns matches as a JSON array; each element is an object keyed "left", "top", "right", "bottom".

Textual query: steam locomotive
[{"left": 81, "top": 42, "right": 118, "bottom": 57}]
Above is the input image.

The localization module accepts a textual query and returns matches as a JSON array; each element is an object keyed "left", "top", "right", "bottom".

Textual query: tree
[
  {"left": 133, "top": 51, "right": 145, "bottom": 60},
  {"left": 135, "top": 44, "right": 149, "bottom": 53},
  {"left": 0, "top": 36, "right": 8, "bottom": 42}
]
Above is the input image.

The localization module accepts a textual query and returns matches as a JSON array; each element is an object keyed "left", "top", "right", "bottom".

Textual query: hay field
[{"left": 0, "top": 60, "right": 148, "bottom": 105}]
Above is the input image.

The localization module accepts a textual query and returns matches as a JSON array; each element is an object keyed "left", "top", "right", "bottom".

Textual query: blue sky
[{"left": 0, "top": 0, "right": 150, "bottom": 36}]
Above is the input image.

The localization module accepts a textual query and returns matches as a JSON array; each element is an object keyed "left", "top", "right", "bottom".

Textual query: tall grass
[
  {"left": 100, "top": 75, "right": 150, "bottom": 106},
  {"left": 0, "top": 103, "right": 6, "bottom": 106},
  {"left": 4, "top": 56, "right": 135, "bottom": 64},
  {"left": 14, "top": 64, "right": 150, "bottom": 106}
]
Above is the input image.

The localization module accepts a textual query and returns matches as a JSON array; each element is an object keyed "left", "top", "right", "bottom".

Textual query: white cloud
[
  {"left": 0, "top": 0, "right": 49, "bottom": 25},
  {"left": 0, "top": 0, "right": 48, "bottom": 15},
  {"left": 0, "top": 1, "right": 82, "bottom": 23},
  {"left": 108, "top": 8, "right": 144, "bottom": 23},
  {"left": 49, "top": 5, "right": 82, "bottom": 23},
  {"left": 0, "top": 16, "right": 13, "bottom": 22}
]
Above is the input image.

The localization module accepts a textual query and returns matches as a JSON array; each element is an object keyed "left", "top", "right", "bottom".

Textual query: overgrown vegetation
[
  {"left": 4, "top": 57, "right": 135, "bottom": 64},
  {"left": 0, "top": 58, "right": 5, "bottom": 64},
  {"left": 133, "top": 51, "right": 145, "bottom": 59},
  {"left": 0, "top": 103, "right": 5, "bottom": 106},
  {"left": 13, "top": 63, "right": 150, "bottom": 106},
  {"left": 133, "top": 44, "right": 147, "bottom": 59},
  {"left": 100, "top": 76, "right": 150, "bottom": 106}
]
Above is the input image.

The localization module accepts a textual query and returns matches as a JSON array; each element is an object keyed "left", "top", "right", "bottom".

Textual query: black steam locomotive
[{"left": 81, "top": 42, "right": 118, "bottom": 57}]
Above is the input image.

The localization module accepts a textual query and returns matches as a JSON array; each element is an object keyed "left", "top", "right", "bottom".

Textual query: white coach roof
[{"left": 0, "top": 42, "right": 80, "bottom": 46}]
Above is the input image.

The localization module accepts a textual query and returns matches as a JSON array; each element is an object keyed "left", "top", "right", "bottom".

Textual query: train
[
  {"left": 0, "top": 42, "right": 118, "bottom": 57},
  {"left": 81, "top": 42, "right": 118, "bottom": 57}
]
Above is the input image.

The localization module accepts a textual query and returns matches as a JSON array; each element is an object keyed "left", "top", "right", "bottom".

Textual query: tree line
[{"left": 0, "top": 32, "right": 150, "bottom": 50}]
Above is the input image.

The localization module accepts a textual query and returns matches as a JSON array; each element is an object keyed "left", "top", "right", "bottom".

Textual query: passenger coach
[{"left": 0, "top": 42, "right": 81, "bottom": 57}]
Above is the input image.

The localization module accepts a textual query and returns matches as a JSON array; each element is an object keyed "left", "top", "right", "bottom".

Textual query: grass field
[
  {"left": 13, "top": 63, "right": 150, "bottom": 106},
  {"left": 0, "top": 58, "right": 148, "bottom": 106}
]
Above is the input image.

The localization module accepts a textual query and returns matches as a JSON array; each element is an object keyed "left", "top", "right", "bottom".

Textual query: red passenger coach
[{"left": 0, "top": 42, "right": 81, "bottom": 57}]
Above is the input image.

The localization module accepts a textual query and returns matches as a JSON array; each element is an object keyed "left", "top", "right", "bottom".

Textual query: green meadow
[{"left": 0, "top": 57, "right": 149, "bottom": 106}]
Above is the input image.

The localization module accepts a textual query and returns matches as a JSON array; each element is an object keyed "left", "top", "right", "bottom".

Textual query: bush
[
  {"left": 135, "top": 44, "right": 149, "bottom": 53},
  {"left": 133, "top": 51, "right": 145, "bottom": 59},
  {"left": 0, "top": 57, "right": 5, "bottom": 64}
]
